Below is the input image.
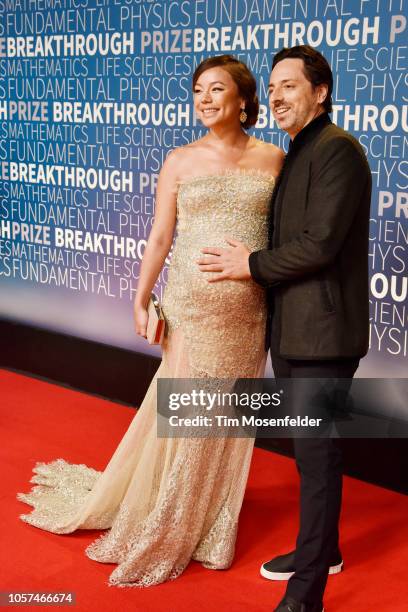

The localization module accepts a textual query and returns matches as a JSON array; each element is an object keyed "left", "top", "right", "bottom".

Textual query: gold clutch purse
[{"left": 147, "top": 292, "right": 166, "bottom": 345}]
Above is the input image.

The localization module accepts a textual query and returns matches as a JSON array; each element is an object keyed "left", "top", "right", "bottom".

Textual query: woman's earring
[{"left": 239, "top": 109, "right": 247, "bottom": 123}]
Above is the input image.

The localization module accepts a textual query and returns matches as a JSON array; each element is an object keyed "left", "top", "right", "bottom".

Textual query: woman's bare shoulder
[
  {"left": 161, "top": 144, "right": 193, "bottom": 173},
  {"left": 250, "top": 138, "right": 285, "bottom": 173},
  {"left": 252, "top": 138, "right": 284, "bottom": 156},
  {"left": 162, "top": 139, "right": 209, "bottom": 177}
]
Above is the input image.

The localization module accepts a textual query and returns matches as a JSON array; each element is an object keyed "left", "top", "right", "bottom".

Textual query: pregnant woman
[{"left": 17, "top": 54, "right": 284, "bottom": 587}]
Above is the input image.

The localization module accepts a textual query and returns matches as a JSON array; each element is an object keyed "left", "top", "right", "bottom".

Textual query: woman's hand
[{"left": 134, "top": 306, "right": 149, "bottom": 339}]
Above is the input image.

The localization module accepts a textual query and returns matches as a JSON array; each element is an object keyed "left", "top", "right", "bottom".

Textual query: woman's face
[{"left": 193, "top": 66, "right": 245, "bottom": 129}]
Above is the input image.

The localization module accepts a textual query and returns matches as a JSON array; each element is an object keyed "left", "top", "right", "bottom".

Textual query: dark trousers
[{"left": 271, "top": 354, "right": 360, "bottom": 605}]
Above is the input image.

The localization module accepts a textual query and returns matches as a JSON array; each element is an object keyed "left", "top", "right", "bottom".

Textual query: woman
[{"left": 17, "top": 55, "right": 284, "bottom": 587}]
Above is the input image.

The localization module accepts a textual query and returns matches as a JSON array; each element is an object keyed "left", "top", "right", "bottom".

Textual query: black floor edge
[{"left": 2, "top": 319, "right": 407, "bottom": 495}]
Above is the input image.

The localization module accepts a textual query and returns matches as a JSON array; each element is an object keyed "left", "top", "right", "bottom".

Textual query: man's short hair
[{"left": 272, "top": 45, "right": 333, "bottom": 113}]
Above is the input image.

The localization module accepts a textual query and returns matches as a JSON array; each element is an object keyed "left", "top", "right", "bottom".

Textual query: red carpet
[{"left": 1, "top": 368, "right": 407, "bottom": 611}]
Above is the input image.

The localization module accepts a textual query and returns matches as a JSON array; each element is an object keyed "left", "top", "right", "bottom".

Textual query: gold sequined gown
[{"left": 17, "top": 169, "right": 275, "bottom": 587}]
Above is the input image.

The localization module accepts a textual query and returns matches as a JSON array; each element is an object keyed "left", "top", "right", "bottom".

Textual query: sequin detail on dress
[
  {"left": 17, "top": 171, "right": 275, "bottom": 587},
  {"left": 162, "top": 170, "right": 274, "bottom": 377}
]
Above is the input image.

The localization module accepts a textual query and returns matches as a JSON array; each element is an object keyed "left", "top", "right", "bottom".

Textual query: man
[{"left": 197, "top": 45, "right": 372, "bottom": 611}]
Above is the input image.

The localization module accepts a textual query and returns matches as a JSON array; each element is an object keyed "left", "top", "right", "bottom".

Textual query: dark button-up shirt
[
  {"left": 247, "top": 106, "right": 371, "bottom": 358},
  {"left": 256, "top": 112, "right": 332, "bottom": 353}
]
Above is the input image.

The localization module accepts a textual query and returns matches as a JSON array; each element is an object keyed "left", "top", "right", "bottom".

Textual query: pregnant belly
[{"left": 162, "top": 249, "right": 266, "bottom": 330}]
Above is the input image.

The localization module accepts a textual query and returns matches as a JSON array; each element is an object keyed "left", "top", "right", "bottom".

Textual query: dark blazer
[{"left": 249, "top": 113, "right": 372, "bottom": 359}]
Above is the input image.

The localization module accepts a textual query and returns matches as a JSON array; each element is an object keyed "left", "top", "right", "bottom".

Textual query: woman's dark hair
[
  {"left": 192, "top": 54, "right": 259, "bottom": 129},
  {"left": 272, "top": 45, "right": 333, "bottom": 113}
]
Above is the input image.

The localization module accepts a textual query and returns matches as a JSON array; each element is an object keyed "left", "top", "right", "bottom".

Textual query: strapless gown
[{"left": 16, "top": 169, "right": 275, "bottom": 587}]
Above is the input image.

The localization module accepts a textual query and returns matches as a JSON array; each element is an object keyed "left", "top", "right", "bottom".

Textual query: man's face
[{"left": 268, "top": 58, "right": 328, "bottom": 139}]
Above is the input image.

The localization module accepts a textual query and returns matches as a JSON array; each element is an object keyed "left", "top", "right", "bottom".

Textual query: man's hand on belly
[{"left": 197, "top": 237, "right": 251, "bottom": 282}]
